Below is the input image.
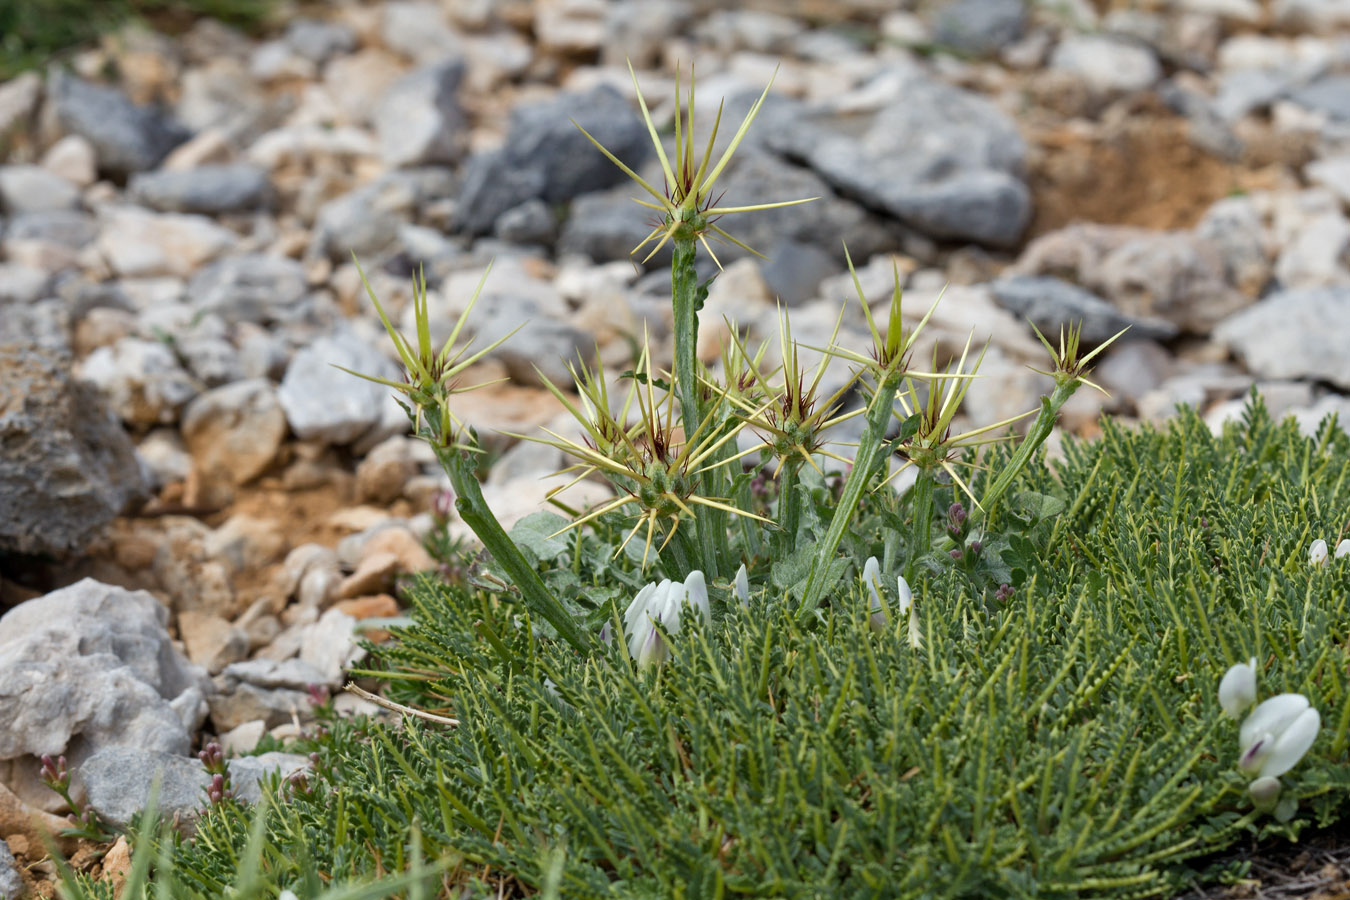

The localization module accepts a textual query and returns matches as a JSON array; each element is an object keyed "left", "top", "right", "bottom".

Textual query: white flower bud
[
  {"left": 734, "top": 563, "right": 750, "bottom": 607},
  {"left": 1336, "top": 539, "right": 1350, "bottom": 560},
  {"left": 1310, "top": 539, "right": 1329, "bottom": 566},
  {"left": 1218, "top": 657, "right": 1258, "bottom": 719},
  {"left": 1248, "top": 776, "right": 1282, "bottom": 812}
]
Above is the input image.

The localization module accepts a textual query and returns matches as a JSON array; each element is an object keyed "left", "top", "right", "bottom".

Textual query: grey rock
[
  {"left": 5, "top": 208, "right": 98, "bottom": 250},
  {"left": 1157, "top": 81, "right": 1244, "bottom": 161},
  {"left": 602, "top": 0, "right": 692, "bottom": 67},
  {"left": 495, "top": 198, "right": 559, "bottom": 245},
  {"left": 375, "top": 62, "right": 468, "bottom": 169},
  {"left": 0, "top": 840, "right": 19, "bottom": 900},
  {"left": 1195, "top": 195, "right": 1271, "bottom": 297},
  {"left": 229, "top": 752, "right": 312, "bottom": 801},
  {"left": 1289, "top": 74, "right": 1350, "bottom": 121},
  {"left": 0, "top": 345, "right": 148, "bottom": 556},
  {"left": 79, "top": 747, "right": 208, "bottom": 828},
  {"left": 188, "top": 254, "right": 309, "bottom": 324},
  {"left": 1014, "top": 224, "right": 1246, "bottom": 333},
  {"left": 220, "top": 657, "right": 330, "bottom": 691},
  {"left": 284, "top": 18, "right": 358, "bottom": 63},
  {"left": 50, "top": 73, "right": 190, "bottom": 178},
  {"left": 557, "top": 186, "right": 669, "bottom": 265},
  {"left": 760, "top": 239, "right": 839, "bottom": 307},
  {"left": 1215, "top": 287, "right": 1350, "bottom": 389},
  {"left": 78, "top": 337, "right": 200, "bottom": 426},
  {"left": 456, "top": 86, "right": 650, "bottom": 234},
  {"left": 128, "top": 164, "right": 274, "bottom": 214},
  {"left": 933, "top": 0, "right": 1026, "bottom": 56},
  {"left": 177, "top": 336, "right": 243, "bottom": 387},
  {"left": 78, "top": 747, "right": 311, "bottom": 829},
  {"left": 1094, "top": 339, "right": 1175, "bottom": 409},
  {"left": 767, "top": 75, "right": 1030, "bottom": 248},
  {"left": 0, "top": 580, "right": 208, "bottom": 810},
  {"left": 710, "top": 151, "right": 907, "bottom": 264},
  {"left": 312, "top": 178, "right": 411, "bottom": 261},
  {"left": 0, "top": 165, "right": 80, "bottom": 213},
  {"left": 1214, "top": 68, "right": 1288, "bottom": 122},
  {"left": 208, "top": 681, "right": 312, "bottom": 731},
  {"left": 992, "top": 276, "right": 1179, "bottom": 343},
  {"left": 278, "top": 329, "right": 400, "bottom": 444},
  {"left": 0, "top": 299, "right": 70, "bottom": 352}
]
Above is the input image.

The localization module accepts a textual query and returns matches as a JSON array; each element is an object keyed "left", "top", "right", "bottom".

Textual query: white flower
[
  {"left": 1238, "top": 693, "right": 1321, "bottom": 779},
  {"left": 1310, "top": 539, "right": 1328, "bottom": 566},
  {"left": 734, "top": 563, "right": 750, "bottom": 608},
  {"left": 1218, "top": 657, "right": 1258, "bottom": 719},
  {"left": 1337, "top": 539, "right": 1350, "bottom": 559},
  {"left": 862, "top": 557, "right": 921, "bottom": 647},
  {"left": 622, "top": 571, "right": 711, "bottom": 669}
]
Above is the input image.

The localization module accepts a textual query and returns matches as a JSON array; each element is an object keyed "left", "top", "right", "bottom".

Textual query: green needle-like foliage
[{"left": 149, "top": 396, "right": 1350, "bottom": 898}]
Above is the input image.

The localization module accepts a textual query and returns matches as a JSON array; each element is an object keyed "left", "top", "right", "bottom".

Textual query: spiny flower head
[
  {"left": 575, "top": 62, "right": 815, "bottom": 267},
  {"left": 1029, "top": 319, "right": 1128, "bottom": 394},
  {"left": 826, "top": 246, "right": 942, "bottom": 381},
  {"left": 516, "top": 335, "right": 769, "bottom": 567},
  {"left": 725, "top": 307, "right": 859, "bottom": 478},
  {"left": 342, "top": 256, "right": 512, "bottom": 446},
  {"left": 881, "top": 335, "right": 1033, "bottom": 509}
]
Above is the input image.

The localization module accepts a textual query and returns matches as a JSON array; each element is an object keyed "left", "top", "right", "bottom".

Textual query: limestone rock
[{"left": 0, "top": 343, "right": 148, "bottom": 557}]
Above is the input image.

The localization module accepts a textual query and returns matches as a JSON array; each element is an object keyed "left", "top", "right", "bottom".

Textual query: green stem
[
  {"left": 736, "top": 461, "right": 763, "bottom": 560},
  {"left": 798, "top": 372, "right": 903, "bottom": 615},
  {"left": 669, "top": 525, "right": 697, "bottom": 577},
  {"left": 776, "top": 463, "right": 801, "bottom": 555},
  {"left": 444, "top": 449, "right": 588, "bottom": 653},
  {"left": 946, "top": 380, "right": 1079, "bottom": 551},
  {"left": 671, "top": 237, "right": 720, "bottom": 580},
  {"left": 906, "top": 469, "right": 937, "bottom": 583}
]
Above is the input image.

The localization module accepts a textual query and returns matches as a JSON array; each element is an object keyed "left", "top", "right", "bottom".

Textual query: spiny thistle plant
[{"left": 348, "top": 63, "right": 1131, "bottom": 647}]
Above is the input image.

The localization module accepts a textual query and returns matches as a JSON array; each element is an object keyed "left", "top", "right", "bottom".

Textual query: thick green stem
[
  {"left": 950, "top": 379, "right": 1079, "bottom": 549},
  {"left": 798, "top": 372, "right": 903, "bottom": 615},
  {"left": 736, "top": 470, "right": 763, "bottom": 559},
  {"left": 671, "top": 237, "right": 720, "bottom": 579},
  {"left": 444, "top": 449, "right": 588, "bottom": 653},
  {"left": 776, "top": 463, "right": 801, "bottom": 555},
  {"left": 906, "top": 469, "right": 937, "bottom": 583}
]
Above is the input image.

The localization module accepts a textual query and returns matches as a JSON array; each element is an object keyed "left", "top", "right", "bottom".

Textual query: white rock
[
  {"left": 1274, "top": 213, "right": 1350, "bottom": 289},
  {"left": 1306, "top": 156, "right": 1350, "bottom": 208},
  {"left": 299, "top": 609, "right": 364, "bottom": 685},
  {"left": 1215, "top": 287, "right": 1350, "bottom": 389},
  {"left": 78, "top": 337, "right": 201, "bottom": 426},
  {"left": 1050, "top": 34, "right": 1161, "bottom": 95},
  {"left": 0, "top": 580, "right": 210, "bottom": 812},
  {"left": 535, "top": 0, "right": 607, "bottom": 54},
  {"left": 278, "top": 329, "right": 402, "bottom": 445},
  {"left": 0, "top": 165, "right": 81, "bottom": 213},
  {"left": 96, "top": 206, "right": 236, "bottom": 278}
]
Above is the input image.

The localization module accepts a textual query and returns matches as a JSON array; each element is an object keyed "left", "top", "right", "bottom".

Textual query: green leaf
[{"left": 509, "top": 512, "right": 573, "bottom": 565}]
